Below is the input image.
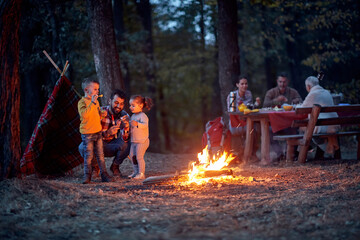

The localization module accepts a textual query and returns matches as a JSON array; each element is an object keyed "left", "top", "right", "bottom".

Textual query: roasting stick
[{"left": 43, "top": 50, "right": 62, "bottom": 74}]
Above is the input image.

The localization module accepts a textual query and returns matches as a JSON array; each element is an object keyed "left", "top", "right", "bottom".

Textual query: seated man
[
  {"left": 264, "top": 73, "right": 303, "bottom": 164},
  {"left": 79, "top": 89, "right": 130, "bottom": 177},
  {"left": 301, "top": 76, "right": 340, "bottom": 157},
  {"left": 263, "top": 73, "right": 302, "bottom": 107}
]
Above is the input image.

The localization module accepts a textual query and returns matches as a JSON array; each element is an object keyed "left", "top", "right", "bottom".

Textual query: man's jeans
[
  {"left": 81, "top": 132, "right": 106, "bottom": 176},
  {"left": 79, "top": 136, "right": 130, "bottom": 166}
]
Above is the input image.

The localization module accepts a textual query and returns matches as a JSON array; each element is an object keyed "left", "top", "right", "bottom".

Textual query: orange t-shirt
[{"left": 78, "top": 97, "right": 102, "bottom": 134}]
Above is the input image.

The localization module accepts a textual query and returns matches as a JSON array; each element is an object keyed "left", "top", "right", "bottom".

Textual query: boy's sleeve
[{"left": 78, "top": 99, "right": 96, "bottom": 118}]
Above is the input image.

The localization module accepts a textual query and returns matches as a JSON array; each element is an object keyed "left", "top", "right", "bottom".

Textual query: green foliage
[
  {"left": 151, "top": 1, "right": 217, "bottom": 152},
  {"left": 325, "top": 79, "right": 360, "bottom": 104},
  {"left": 19, "top": 0, "right": 360, "bottom": 153},
  {"left": 20, "top": 0, "right": 94, "bottom": 93}
]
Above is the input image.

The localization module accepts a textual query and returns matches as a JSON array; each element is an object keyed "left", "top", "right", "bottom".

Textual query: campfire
[
  {"left": 143, "top": 146, "right": 253, "bottom": 186},
  {"left": 185, "top": 146, "right": 235, "bottom": 185}
]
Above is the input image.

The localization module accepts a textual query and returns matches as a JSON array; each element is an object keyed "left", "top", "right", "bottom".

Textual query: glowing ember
[{"left": 186, "top": 146, "right": 236, "bottom": 185}]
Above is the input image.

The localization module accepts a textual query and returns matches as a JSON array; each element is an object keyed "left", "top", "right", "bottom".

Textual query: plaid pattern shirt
[{"left": 101, "top": 106, "right": 130, "bottom": 142}]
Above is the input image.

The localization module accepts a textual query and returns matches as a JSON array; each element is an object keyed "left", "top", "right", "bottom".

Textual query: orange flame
[{"left": 186, "top": 146, "right": 235, "bottom": 185}]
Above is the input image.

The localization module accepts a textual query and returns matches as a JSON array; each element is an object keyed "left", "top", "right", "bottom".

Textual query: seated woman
[
  {"left": 226, "top": 76, "right": 260, "bottom": 135},
  {"left": 226, "top": 76, "right": 260, "bottom": 159}
]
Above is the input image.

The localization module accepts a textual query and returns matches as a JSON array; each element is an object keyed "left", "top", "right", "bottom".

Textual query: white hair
[{"left": 305, "top": 76, "right": 319, "bottom": 87}]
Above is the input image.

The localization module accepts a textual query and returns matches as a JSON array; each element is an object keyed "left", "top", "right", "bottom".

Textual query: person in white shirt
[{"left": 301, "top": 76, "right": 340, "bottom": 156}]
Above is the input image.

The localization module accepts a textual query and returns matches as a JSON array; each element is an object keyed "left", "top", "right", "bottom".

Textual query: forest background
[{"left": 3, "top": 0, "right": 360, "bottom": 159}]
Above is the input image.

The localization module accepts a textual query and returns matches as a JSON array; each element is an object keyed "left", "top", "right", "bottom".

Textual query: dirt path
[{"left": 1, "top": 153, "right": 360, "bottom": 240}]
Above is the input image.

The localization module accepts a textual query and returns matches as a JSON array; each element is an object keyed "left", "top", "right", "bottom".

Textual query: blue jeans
[
  {"left": 79, "top": 136, "right": 130, "bottom": 166},
  {"left": 81, "top": 132, "right": 106, "bottom": 176}
]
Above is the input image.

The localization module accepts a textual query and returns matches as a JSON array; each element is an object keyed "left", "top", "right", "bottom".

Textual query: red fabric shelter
[{"left": 20, "top": 76, "right": 83, "bottom": 176}]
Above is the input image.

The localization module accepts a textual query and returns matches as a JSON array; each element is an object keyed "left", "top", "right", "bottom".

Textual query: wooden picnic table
[{"left": 229, "top": 109, "right": 307, "bottom": 164}]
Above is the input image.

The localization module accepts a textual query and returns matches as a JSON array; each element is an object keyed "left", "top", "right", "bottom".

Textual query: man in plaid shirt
[{"left": 79, "top": 89, "right": 130, "bottom": 177}]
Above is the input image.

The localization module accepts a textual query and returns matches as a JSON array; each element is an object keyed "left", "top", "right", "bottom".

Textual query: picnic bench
[{"left": 273, "top": 104, "right": 360, "bottom": 163}]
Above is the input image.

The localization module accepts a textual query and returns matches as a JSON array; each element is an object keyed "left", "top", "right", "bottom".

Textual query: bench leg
[
  {"left": 286, "top": 143, "right": 295, "bottom": 162},
  {"left": 298, "top": 144, "right": 310, "bottom": 163}
]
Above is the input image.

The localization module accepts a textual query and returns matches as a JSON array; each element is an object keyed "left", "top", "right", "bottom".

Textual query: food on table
[
  {"left": 283, "top": 105, "right": 293, "bottom": 111},
  {"left": 244, "top": 108, "right": 252, "bottom": 114},
  {"left": 238, "top": 103, "right": 246, "bottom": 112}
]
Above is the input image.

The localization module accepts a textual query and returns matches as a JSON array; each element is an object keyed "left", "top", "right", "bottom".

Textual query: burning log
[
  {"left": 143, "top": 146, "right": 236, "bottom": 186},
  {"left": 204, "top": 169, "right": 233, "bottom": 178},
  {"left": 142, "top": 169, "right": 233, "bottom": 185},
  {"left": 142, "top": 174, "right": 184, "bottom": 185}
]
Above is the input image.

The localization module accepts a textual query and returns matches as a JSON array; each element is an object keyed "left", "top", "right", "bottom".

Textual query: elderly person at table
[
  {"left": 263, "top": 73, "right": 302, "bottom": 108},
  {"left": 227, "top": 76, "right": 260, "bottom": 159},
  {"left": 300, "top": 76, "right": 340, "bottom": 157}
]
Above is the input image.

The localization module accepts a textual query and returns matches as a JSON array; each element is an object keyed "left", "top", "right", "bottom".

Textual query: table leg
[
  {"left": 260, "top": 118, "right": 270, "bottom": 164},
  {"left": 243, "top": 118, "right": 254, "bottom": 163}
]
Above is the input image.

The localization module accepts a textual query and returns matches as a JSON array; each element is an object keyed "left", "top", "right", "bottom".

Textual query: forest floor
[{"left": 1, "top": 147, "right": 360, "bottom": 240}]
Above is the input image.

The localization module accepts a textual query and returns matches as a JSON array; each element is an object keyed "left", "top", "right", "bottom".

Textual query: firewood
[
  {"left": 142, "top": 174, "right": 185, "bottom": 185},
  {"left": 203, "top": 169, "right": 233, "bottom": 178},
  {"left": 142, "top": 169, "right": 233, "bottom": 185}
]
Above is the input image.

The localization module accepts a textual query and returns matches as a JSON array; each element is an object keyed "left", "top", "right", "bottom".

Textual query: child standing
[
  {"left": 78, "top": 77, "right": 112, "bottom": 184},
  {"left": 128, "top": 95, "right": 153, "bottom": 180}
]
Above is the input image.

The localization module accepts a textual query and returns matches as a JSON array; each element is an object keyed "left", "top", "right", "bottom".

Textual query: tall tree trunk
[
  {"left": 135, "top": 0, "right": 161, "bottom": 151},
  {"left": 210, "top": 3, "right": 222, "bottom": 119},
  {"left": 20, "top": 0, "right": 46, "bottom": 151},
  {"left": 217, "top": 0, "right": 240, "bottom": 117},
  {"left": 87, "top": 0, "right": 124, "bottom": 101},
  {"left": 198, "top": 0, "right": 208, "bottom": 126},
  {"left": 0, "top": 0, "right": 22, "bottom": 179},
  {"left": 113, "top": 0, "right": 131, "bottom": 94}
]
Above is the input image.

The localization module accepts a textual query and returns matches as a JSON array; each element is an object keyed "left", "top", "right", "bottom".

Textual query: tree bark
[
  {"left": 87, "top": 0, "right": 124, "bottom": 101},
  {"left": 198, "top": 0, "right": 208, "bottom": 126},
  {"left": 210, "top": 3, "right": 222, "bottom": 119},
  {"left": 217, "top": 0, "right": 240, "bottom": 117},
  {"left": 135, "top": 0, "right": 161, "bottom": 151},
  {"left": 0, "top": 0, "right": 22, "bottom": 179},
  {"left": 113, "top": 0, "right": 131, "bottom": 94}
]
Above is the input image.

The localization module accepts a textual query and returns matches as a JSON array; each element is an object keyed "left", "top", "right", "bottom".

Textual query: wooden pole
[
  {"left": 42, "top": 50, "right": 62, "bottom": 74},
  {"left": 61, "top": 60, "right": 69, "bottom": 76}
]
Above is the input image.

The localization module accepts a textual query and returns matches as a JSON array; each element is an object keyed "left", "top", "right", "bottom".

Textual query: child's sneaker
[
  {"left": 128, "top": 172, "right": 137, "bottom": 179},
  {"left": 128, "top": 164, "right": 139, "bottom": 179},
  {"left": 133, "top": 173, "right": 145, "bottom": 180}
]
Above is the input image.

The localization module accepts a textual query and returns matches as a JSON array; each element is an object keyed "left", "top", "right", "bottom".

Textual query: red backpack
[{"left": 202, "top": 117, "right": 231, "bottom": 154}]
